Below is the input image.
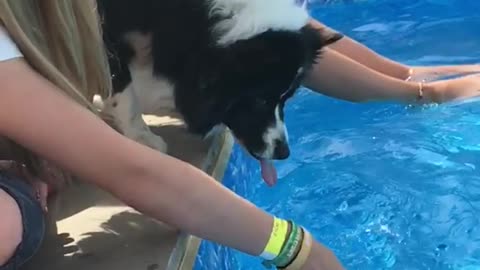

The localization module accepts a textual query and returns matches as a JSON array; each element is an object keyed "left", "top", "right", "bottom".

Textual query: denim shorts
[{"left": 0, "top": 173, "right": 45, "bottom": 270}]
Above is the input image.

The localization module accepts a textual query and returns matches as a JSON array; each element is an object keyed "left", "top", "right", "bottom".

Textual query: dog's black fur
[{"left": 97, "top": 0, "right": 342, "bottom": 160}]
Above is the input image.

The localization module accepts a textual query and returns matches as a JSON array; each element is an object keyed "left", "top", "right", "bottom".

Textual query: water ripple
[{"left": 195, "top": 0, "right": 480, "bottom": 269}]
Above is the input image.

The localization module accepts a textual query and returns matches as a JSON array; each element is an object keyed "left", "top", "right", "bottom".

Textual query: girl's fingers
[
  {"left": 0, "top": 160, "right": 18, "bottom": 172},
  {"left": 0, "top": 160, "right": 49, "bottom": 212},
  {"left": 33, "top": 179, "right": 49, "bottom": 212}
]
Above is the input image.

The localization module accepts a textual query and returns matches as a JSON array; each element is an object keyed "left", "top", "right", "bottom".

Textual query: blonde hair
[
  {"left": 0, "top": 0, "right": 112, "bottom": 182},
  {"left": 0, "top": 0, "right": 111, "bottom": 108}
]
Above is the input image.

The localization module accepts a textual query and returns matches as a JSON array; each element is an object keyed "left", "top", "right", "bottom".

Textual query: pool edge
[{"left": 166, "top": 127, "right": 234, "bottom": 270}]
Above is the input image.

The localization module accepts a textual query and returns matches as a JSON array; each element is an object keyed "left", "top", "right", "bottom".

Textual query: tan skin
[
  {"left": 0, "top": 141, "right": 50, "bottom": 264},
  {"left": 0, "top": 57, "right": 344, "bottom": 269},
  {"left": 0, "top": 187, "right": 22, "bottom": 264},
  {"left": 306, "top": 20, "right": 480, "bottom": 103},
  {"left": 313, "top": 21, "right": 479, "bottom": 81},
  {"left": 2, "top": 18, "right": 479, "bottom": 268}
]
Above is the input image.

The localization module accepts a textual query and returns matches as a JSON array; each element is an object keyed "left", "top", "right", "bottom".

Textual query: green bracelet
[
  {"left": 278, "top": 227, "right": 305, "bottom": 269},
  {"left": 262, "top": 221, "right": 302, "bottom": 269},
  {"left": 275, "top": 224, "right": 302, "bottom": 268}
]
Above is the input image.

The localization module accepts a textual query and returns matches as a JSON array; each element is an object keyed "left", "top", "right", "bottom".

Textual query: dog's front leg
[{"left": 99, "top": 85, "right": 168, "bottom": 153}]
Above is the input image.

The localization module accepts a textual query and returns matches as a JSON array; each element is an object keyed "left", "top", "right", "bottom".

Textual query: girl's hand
[
  {"left": 0, "top": 160, "right": 49, "bottom": 212},
  {"left": 426, "top": 74, "right": 480, "bottom": 103},
  {"left": 302, "top": 241, "right": 345, "bottom": 270},
  {"left": 409, "top": 65, "right": 480, "bottom": 82}
]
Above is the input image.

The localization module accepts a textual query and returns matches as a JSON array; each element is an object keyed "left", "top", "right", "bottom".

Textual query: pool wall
[
  {"left": 193, "top": 143, "right": 262, "bottom": 270},
  {"left": 166, "top": 128, "right": 235, "bottom": 270}
]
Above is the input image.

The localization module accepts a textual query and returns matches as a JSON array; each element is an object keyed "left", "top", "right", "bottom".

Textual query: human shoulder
[{"left": 0, "top": 25, "right": 23, "bottom": 62}]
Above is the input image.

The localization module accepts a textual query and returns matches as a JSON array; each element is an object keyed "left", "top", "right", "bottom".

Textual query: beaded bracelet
[
  {"left": 405, "top": 68, "right": 426, "bottom": 101},
  {"left": 417, "top": 81, "right": 425, "bottom": 101}
]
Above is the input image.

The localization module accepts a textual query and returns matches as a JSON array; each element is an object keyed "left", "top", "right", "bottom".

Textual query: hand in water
[
  {"left": 302, "top": 241, "right": 345, "bottom": 270},
  {"left": 426, "top": 74, "right": 480, "bottom": 103},
  {"left": 0, "top": 160, "right": 49, "bottom": 212},
  {"left": 409, "top": 64, "right": 480, "bottom": 82}
]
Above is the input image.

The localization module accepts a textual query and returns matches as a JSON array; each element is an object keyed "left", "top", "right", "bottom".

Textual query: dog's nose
[{"left": 273, "top": 141, "right": 290, "bottom": 160}]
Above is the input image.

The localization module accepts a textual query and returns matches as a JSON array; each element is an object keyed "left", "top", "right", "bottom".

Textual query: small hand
[
  {"left": 426, "top": 74, "right": 480, "bottom": 103},
  {"left": 409, "top": 65, "right": 480, "bottom": 82},
  {"left": 301, "top": 240, "right": 345, "bottom": 270}
]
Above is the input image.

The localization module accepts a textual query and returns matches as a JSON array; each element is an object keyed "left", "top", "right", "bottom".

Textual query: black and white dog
[{"left": 97, "top": 0, "right": 342, "bottom": 186}]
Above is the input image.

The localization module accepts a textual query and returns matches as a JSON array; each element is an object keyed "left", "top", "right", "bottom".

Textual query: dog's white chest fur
[
  {"left": 129, "top": 64, "right": 176, "bottom": 115},
  {"left": 99, "top": 0, "right": 310, "bottom": 158},
  {"left": 123, "top": 31, "right": 176, "bottom": 115}
]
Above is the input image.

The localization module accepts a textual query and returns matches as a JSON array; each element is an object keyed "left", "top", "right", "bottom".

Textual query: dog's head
[
  {"left": 218, "top": 26, "right": 339, "bottom": 158},
  {"left": 181, "top": 25, "right": 340, "bottom": 185}
]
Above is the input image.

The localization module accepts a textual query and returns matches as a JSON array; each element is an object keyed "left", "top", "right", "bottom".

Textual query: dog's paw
[
  {"left": 136, "top": 132, "right": 168, "bottom": 153},
  {"left": 150, "top": 136, "right": 168, "bottom": 153},
  {"left": 92, "top": 94, "right": 105, "bottom": 111}
]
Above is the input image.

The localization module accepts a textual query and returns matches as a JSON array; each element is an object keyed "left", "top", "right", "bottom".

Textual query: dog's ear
[
  {"left": 218, "top": 31, "right": 305, "bottom": 92},
  {"left": 302, "top": 24, "right": 344, "bottom": 47},
  {"left": 218, "top": 26, "right": 341, "bottom": 88},
  {"left": 176, "top": 93, "right": 226, "bottom": 135},
  {"left": 299, "top": 24, "right": 343, "bottom": 66}
]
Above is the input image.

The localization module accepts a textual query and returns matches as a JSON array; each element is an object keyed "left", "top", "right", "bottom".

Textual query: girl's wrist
[
  {"left": 404, "top": 68, "right": 443, "bottom": 103},
  {"left": 404, "top": 80, "right": 439, "bottom": 104},
  {"left": 301, "top": 241, "right": 345, "bottom": 270},
  {"left": 422, "top": 82, "right": 443, "bottom": 103},
  {"left": 259, "top": 218, "right": 315, "bottom": 270}
]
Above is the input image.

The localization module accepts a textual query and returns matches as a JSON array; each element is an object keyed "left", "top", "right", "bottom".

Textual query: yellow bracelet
[{"left": 260, "top": 217, "right": 290, "bottom": 260}]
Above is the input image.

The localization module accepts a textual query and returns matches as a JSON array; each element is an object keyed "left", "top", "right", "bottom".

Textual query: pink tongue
[{"left": 260, "top": 160, "right": 278, "bottom": 187}]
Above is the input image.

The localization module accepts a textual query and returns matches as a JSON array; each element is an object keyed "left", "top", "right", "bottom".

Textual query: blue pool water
[{"left": 195, "top": 0, "right": 480, "bottom": 269}]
